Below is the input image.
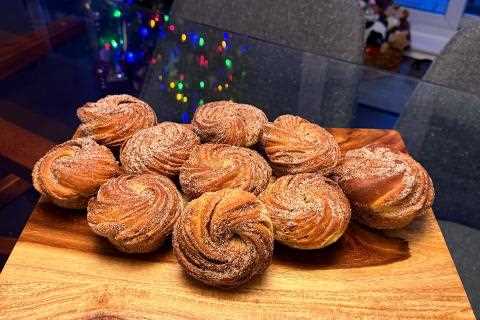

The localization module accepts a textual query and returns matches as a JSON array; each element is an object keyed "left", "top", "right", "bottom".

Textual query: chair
[
  {"left": 396, "top": 27, "right": 480, "bottom": 317},
  {"left": 171, "top": 0, "right": 365, "bottom": 127},
  {"left": 423, "top": 25, "right": 480, "bottom": 96},
  {"left": 172, "top": 0, "right": 365, "bottom": 63}
]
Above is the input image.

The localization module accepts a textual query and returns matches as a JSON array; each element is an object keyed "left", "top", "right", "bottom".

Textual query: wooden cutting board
[{"left": 0, "top": 129, "right": 474, "bottom": 319}]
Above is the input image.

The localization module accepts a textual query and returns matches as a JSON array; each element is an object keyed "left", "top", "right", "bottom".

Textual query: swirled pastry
[
  {"left": 332, "top": 145, "right": 435, "bottom": 229},
  {"left": 191, "top": 100, "right": 268, "bottom": 147},
  {"left": 32, "top": 138, "right": 120, "bottom": 209},
  {"left": 74, "top": 95, "right": 157, "bottom": 147},
  {"left": 179, "top": 144, "right": 272, "bottom": 198},
  {"left": 261, "top": 115, "right": 341, "bottom": 176},
  {"left": 87, "top": 174, "right": 183, "bottom": 253},
  {"left": 173, "top": 188, "right": 274, "bottom": 288},
  {"left": 260, "top": 173, "right": 351, "bottom": 249},
  {"left": 120, "top": 122, "right": 200, "bottom": 177}
]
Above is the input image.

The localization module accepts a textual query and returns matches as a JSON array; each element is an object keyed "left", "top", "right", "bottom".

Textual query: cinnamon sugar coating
[
  {"left": 74, "top": 95, "right": 157, "bottom": 147},
  {"left": 120, "top": 122, "right": 200, "bottom": 177},
  {"left": 173, "top": 189, "right": 274, "bottom": 288},
  {"left": 261, "top": 115, "right": 341, "bottom": 176},
  {"left": 32, "top": 138, "right": 120, "bottom": 209},
  {"left": 332, "top": 145, "right": 435, "bottom": 229},
  {"left": 260, "top": 173, "right": 351, "bottom": 249},
  {"left": 191, "top": 101, "right": 268, "bottom": 147},
  {"left": 87, "top": 174, "right": 183, "bottom": 253},
  {"left": 179, "top": 144, "right": 272, "bottom": 198}
]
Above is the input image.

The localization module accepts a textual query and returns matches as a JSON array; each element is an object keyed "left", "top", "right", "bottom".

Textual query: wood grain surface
[{"left": 0, "top": 129, "right": 474, "bottom": 319}]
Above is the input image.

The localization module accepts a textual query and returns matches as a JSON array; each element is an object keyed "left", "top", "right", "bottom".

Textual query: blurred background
[{"left": 0, "top": 0, "right": 479, "bottom": 316}]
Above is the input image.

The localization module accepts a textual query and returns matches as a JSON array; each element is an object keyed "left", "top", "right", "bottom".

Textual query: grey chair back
[
  {"left": 396, "top": 83, "right": 480, "bottom": 229},
  {"left": 172, "top": 0, "right": 365, "bottom": 63},
  {"left": 424, "top": 25, "right": 480, "bottom": 96},
  {"left": 171, "top": 0, "right": 365, "bottom": 127}
]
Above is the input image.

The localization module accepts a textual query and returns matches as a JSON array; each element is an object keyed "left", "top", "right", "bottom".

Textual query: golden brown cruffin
[
  {"left": 332, "top": 145, "right": 435, "bottom": 229},
  {"left": 261, "top": 115, "right": 341, "bottom": 176},
  {"left": 173, "top": 188, "right": 274, "bottom": 288},
  {"left": 32, "top": 138, "right": 120, "bottom": 209},
  {"left": 120, "top": 122, "right": 200, "bottom": 177},
  {"left": 260, "top": 173, "right": 351, "bottom": 249},
  {"left": 87, "top": 174, "right": 183, "bottom": 253},
  {"left": 179, "top": 144, "right": 272, "bottom": 198},
  {"left": 191, "top": 100, "right": 268, "bottom": 147},
  {"left": 74, "top": 94, "right": 157, "bottom": 147}
]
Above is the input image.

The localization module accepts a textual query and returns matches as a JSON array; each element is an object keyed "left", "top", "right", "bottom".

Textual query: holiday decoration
[
  {"left": 83, "top": 1, "right": 248, "bottom": 122},
  {"left": 360, "top": 0, "right": 411, "bottom": 71}
]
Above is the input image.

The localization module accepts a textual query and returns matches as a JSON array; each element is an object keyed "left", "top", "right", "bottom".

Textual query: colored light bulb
[
  {"left": 224, "top": 58, "right": 233, "bottom": 69},
  {"left": 140, "top": 27, "right": 149, "bottom": 37},
  {"left": 149, "top": 19, "right": 156, "bottom": 28},
  {"left": 164, "top": 14, "right": 170, "bottom": 22},
  {"left": 169, "top": 81, "right": 176, "bottom": 89},
  {"left": 217, "top": 85, "right": 223, "bottom": 92},
  {"left": 180, "top": 33, "right": 187, "bottom": 42},
  {"left": 177, "top": 82, "right": 184, "bottom": 90},
  {"left": 225, "top": 83, "right": 229, "bottom": 89},
  {"left": 176, "top": 93, "right": 183, "bottom": 101},
  {"left": 182, "top": 96, "right": 188, "bottom": 103},
  {"left": 126, "top": 51, "right": 135, "bottom": 63},
  {"left": 110, "top": 39, "right": 118, "bottom": 48},
  {"left": 199, "top": 81, "right": 205, "bottom": 89},
  {"left": 113, "top": 9, "right": 122, "bottom": 18},
  {"left": 198, "top": 99, "right": 205, "bottom": 106},
  {"left": 168, "top": 24, "right": 175, "bottom": 32},
  {"left": 221, "top": 41, "right": 227, "bottom": 49},
  {"left": 198, "top": 37, "right": 205, "bottom": 47}
]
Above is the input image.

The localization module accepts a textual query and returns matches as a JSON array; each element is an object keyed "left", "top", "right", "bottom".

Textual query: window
[
  {"left": 395, "top": 0, "right": 451, "bottom": 14},
  {"left": 465, "top": 0, "right": 480, "bottom": 15}
]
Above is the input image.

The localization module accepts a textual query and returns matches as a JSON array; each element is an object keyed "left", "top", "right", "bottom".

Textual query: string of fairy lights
[{"left": 87, "top": 0, "right": 247, "bottom": 119}]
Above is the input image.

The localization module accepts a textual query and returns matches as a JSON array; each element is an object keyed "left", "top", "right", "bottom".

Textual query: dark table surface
[{"left": 0, "top": 0, "right": 478, "bottom": 316}]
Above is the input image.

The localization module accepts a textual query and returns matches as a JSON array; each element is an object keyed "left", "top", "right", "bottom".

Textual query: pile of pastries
[{"left": 32, "top": 95, "right": 435, "bottom": 288}]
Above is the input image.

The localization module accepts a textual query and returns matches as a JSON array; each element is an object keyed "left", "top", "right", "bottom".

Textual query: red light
[
  {"left": 179, "top": 74, "right": 185, "bottom": 80},
  {"left": 104, "top": 43, "right": 111, "bottom": 50},
  {"left": 228, "top": 74, "right": 233, "bottom": 81},
  {"left": 168, "top": 24, "right": 175, "bottom": 32},
  {"left": 198, "top": 55, "right": 208, "bottom": 67}
]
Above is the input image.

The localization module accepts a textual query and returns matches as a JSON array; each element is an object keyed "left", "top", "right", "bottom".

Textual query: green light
[
  {"left": 113, "top": 9, "right": 122, "bottom": 18},
  {"left": 111, "top": 39, "right": 118, "bottom": 48},
  {"left": 225, "top": 58, "right": 233, "bottom": 69},
  {"left": 164, "top": 14, "right": 170, "bottom": 22},
  {"left": 177, "top": 82, "right": 184, "bottom": 91},
  {"left": 199, "top": 81, "right": 205, "bottom": 89},
  {"left": 198, "top": 37, "right": 205, "bottom": 47},
  {"left": 198, "top": 99, "right": 205, "bottom": 106}
]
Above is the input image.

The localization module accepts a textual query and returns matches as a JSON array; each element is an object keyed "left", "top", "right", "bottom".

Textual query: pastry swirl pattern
[
  {"left": 87, "top": 174, "right": 183, "bottom": 253},
  {"left": 173, "top": 188, "right": 274, "bottom": 288},
  {"left": 261, "top": 115, "right": 341, "bottom": 176},
  {"left": 179, "top": 144, "right": 272, "bottom": 198},
  {"left": 332, "top": 145, "right": 435, "bottom": 229},
  {"left": 74, "top": 94, "right": 157, "bottom": 146},
  {"left": 191, "top": 101, "right": 268, "bottom": 147},
  {"left": 32, "top": 138, "right": 120, "bottom": 209},
  {"left": 260, "top": 173, "right": 351, "bottom": 249},
  {"left": 120, "top": 122, "right": 200, "bottom": 177}
]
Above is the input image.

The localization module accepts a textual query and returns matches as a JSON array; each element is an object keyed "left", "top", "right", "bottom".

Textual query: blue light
[
  {"left": 223, "top": 32, "right": 230, "bottom": 40},
  {"left": 158, "top": 27, "right": 167, "bottom": 39},
  {"left": 190, "top": 33, "right": 199, "bottom": 45},
  {"left": 181, "top": 111, "right": 190, "bottom": 123},
  {"left": 125, "top": 51, "right": 135, "bottom": 63},
  {"left": 140, "top": 27, "right": 149, "bottom": 37}
]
